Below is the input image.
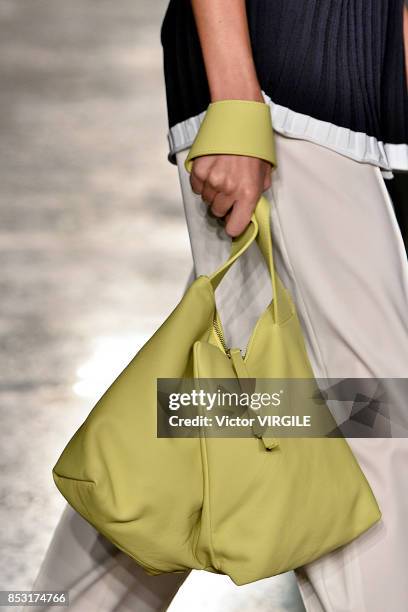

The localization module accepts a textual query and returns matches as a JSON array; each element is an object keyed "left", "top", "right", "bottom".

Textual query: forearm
[{"left": 190, "top": 0, "right": 263, "bottom": 102}]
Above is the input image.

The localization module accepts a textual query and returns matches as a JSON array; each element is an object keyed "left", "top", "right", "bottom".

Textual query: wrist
[{"left": 210, "top": 82, "right": 264, "bottom": 104}]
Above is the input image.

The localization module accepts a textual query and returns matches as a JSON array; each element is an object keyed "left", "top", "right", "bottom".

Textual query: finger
[
  {"left": 190, "top": 173, "right": 203, "bottom": 195},
  {"left": 263, "top": 171, "right": 272, "bottom": 192},
  {"left": 225, "top": 203, "right": 253, "bottom": 237},
  {"left": 211, "top": 192, "right": 236, "bottom": 218},
  {"left": 224, "top": 185, "right": 258, "bottom": 236},
  {"left": 202, "top": 181, "right": 218, "bottom": 206},
  {"left": 190, "top": 156, "right": 214, "bottom": 195}
]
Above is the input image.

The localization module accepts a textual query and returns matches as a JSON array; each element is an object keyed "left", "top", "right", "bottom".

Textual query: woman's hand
[
  {"left": 190, "top": 154, "right": 272, "bottom": 237},
  {"left": 190, "top": 0, "right": 272, "bottom": 237}
]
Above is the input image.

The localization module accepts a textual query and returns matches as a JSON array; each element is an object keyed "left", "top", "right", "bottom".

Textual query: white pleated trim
[{"left": 167, "top": 90, "right": 408, "bottom": 176}]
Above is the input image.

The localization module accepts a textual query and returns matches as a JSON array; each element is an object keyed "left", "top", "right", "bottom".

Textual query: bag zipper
[
  {"left": 212, "top": 312, "right": 231, "bottom": 357},
  {"left": 212, "top": 312, "right": 280, "bottom": 451},
  {"left": 212, "top": 312, "right": 249, "bottom": 360}
]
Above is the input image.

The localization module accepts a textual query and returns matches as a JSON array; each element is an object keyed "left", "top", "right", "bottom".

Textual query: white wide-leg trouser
[{"left": 25, "top": 134, "right": 408, "bottom": 612}]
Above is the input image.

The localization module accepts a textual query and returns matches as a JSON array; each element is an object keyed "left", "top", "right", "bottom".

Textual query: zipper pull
[
  {"left": 229, "top": 348, "right": 249, "bottom": 378},
  {"left": 229, "top": 348, "right": 280, "bottom": 451}
]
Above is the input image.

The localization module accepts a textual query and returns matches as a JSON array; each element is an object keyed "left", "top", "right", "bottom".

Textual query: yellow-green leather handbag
[{"left": 52, "top": 101, "right": 381, "bottom": 586}]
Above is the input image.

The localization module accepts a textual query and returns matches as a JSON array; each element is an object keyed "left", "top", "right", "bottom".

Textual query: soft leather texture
[
  {"left": 52, "top": 196, "right": 381, "bottom": 586},
  {"left": 184, "top": 99, "right": 276, "bottom": 173}
]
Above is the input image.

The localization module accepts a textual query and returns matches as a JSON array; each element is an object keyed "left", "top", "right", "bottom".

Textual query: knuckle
[
  {"left": 190, "top": 176, "right": 202, "bottom": 193},
  {"left": 192, "top": 158, "right": 210, "bottom": 180},
  {"left": 240, "top": 183, "right": 258, "bottom": 200},
  {"left": 224, "top": 177, "right": 236, "bottom": 194},
  {"left": 208, "top": 170, "right": 225, "bottom": 189},
  {"left": 192, "top": 166, "right": 207, "bottom": 182}
]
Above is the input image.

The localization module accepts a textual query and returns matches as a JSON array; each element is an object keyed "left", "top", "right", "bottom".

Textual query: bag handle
[
  {"left": 208, "top": 211, "right": 258, "bottom": 289},
  {"left": 209, "top": 196, "right": 292, "bottom": 325}
]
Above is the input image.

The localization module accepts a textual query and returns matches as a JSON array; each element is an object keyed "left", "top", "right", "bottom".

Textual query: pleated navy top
[{"left": 160, "top": 0, "right": 408, "bottom": 171}]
